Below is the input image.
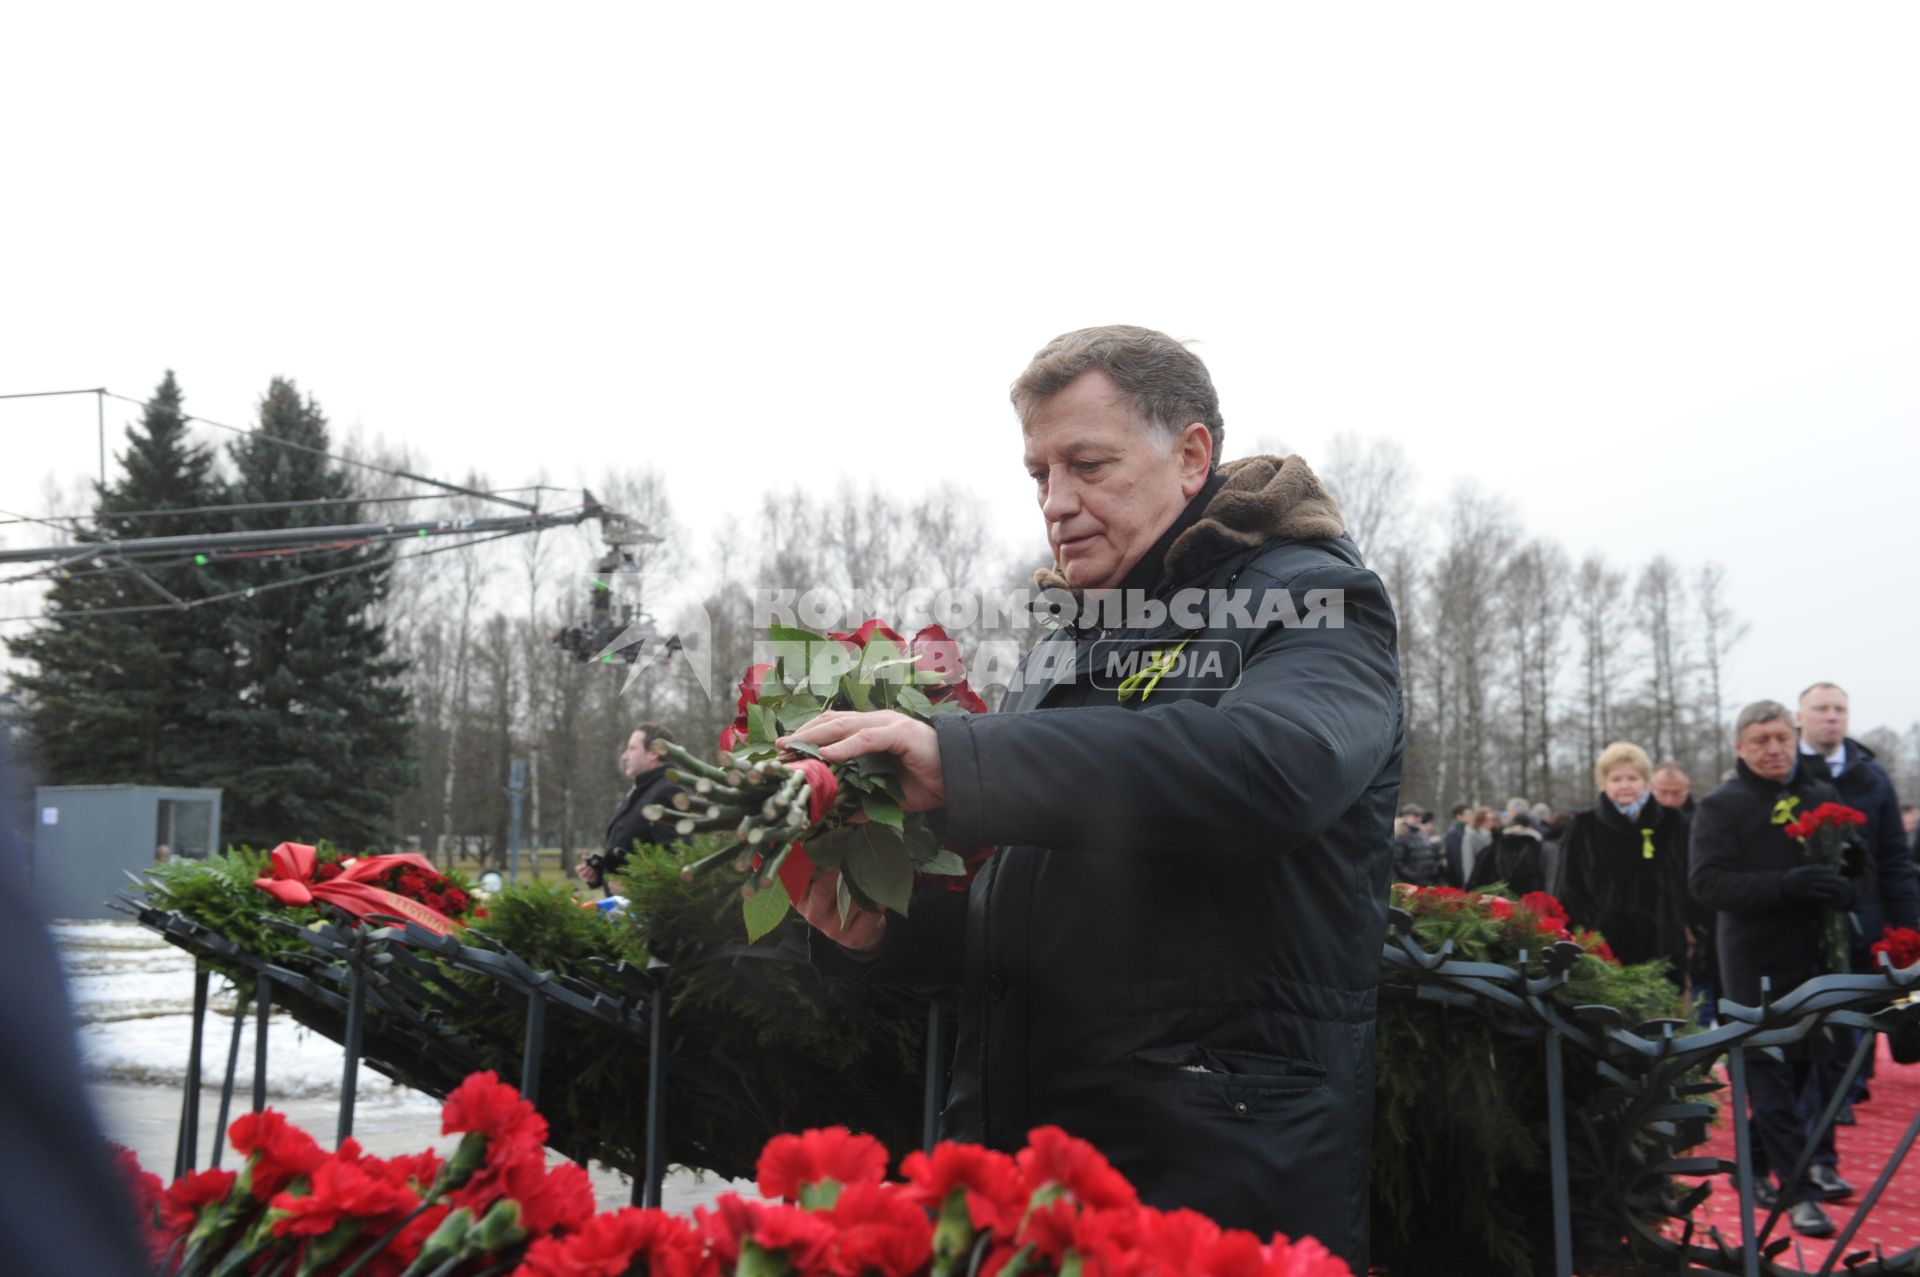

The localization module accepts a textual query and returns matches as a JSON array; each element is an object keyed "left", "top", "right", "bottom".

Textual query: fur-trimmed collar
[{"left": 1034, "top": 454, "right": 1346, "bottom": 592}]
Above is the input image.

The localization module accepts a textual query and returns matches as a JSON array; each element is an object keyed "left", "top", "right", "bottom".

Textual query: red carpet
[{"left": 1676, "top": 1037, "right": 1920, "bottom": 1268}]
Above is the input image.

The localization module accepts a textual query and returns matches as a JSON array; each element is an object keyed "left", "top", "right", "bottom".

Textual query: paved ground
[{"left": 58, "top": 920, "right": 745, "bottom": 1214}]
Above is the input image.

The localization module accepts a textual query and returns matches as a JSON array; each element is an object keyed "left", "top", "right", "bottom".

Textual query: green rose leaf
[
  {"left": 895, "top": 683, "right": 935, "bottom": 720},
  {"left": 812, "top": 823, "right": 912, "bottom": 916},
  {"left": 858, "top": 789, "right": 904, "bottom": 830},
  {"left": 921, "top": 849, "right": 968, "bottom": 875},
  {"left": 768, "top": 623, "right": 826, "bottom": 645},
  {"left": 742, "top": 876, "right": 793, "bottom": 942},
  {"left": 839, "top": 675, "right": 873, "bottom": 712},
  {"left": 746, "top": 702, "right": 777, "bottom": 746},
  {"left": 776, "top": 692, "right": 825, "bottom": 733}
]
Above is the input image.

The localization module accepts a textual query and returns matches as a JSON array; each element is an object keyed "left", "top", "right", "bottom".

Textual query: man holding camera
[{"left": 577, "top": 723, "right": 686, "bottom": 893}]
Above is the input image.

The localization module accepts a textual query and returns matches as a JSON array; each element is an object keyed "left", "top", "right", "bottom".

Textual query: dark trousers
[{"left": 1746, "top": 1054, "right": 1832, "bottom": 1205}]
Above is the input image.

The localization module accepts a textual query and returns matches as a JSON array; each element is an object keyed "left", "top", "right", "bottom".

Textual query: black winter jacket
[
  {"left": 1689, "top": 759, "right": 1867, "bottom": 1021},
  {"left": 821, "top": 457, "right": 1402, "bottom": 1273},
  {"left": 1800, "top": 738, "right": 1919, "bottom": 945},
  {"left": 1560, "top": 796, "right": 1695, "bottom": 978},
  {"left": 590, "top": 768, "right": 686, "bottom": 889},
  {"left": 1465, "top": 826, "right": 1548, "bottom": 896},
  {"left": 1392, "top": 829, "right": 1445, "bottom": 887}
]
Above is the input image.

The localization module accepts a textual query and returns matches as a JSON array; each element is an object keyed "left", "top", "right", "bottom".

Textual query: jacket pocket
[{"left": 1129, "top": 1044, "right": 1328, "bottom": 1117}]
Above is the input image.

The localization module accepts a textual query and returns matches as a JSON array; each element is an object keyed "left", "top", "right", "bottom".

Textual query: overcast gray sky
[{"left": 4, "top": 4, "right": 1917, "bottom": 736}]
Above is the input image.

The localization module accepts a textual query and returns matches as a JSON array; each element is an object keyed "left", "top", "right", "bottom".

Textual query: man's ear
[{"left": 1178, "top": 422, "right": 1213, "bottom": 497}]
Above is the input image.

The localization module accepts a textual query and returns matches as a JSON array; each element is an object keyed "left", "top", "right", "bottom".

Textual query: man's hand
[
  {"left": 793, "top": 868, "right": 887, "bottom": 952},
  {"left": 1780, "top": 864, "right": 1853, "bottom": 906},
  {"left": 777, "top": 709, "right": 946, "bottom": 812}
]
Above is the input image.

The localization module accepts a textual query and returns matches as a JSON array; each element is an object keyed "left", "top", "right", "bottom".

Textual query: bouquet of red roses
[
  {"left": 1782, "top": 801, "right": 1867, "bottom": 973},
  {"left": 644, "top": 620, "right": 991, "bottom": 941}
]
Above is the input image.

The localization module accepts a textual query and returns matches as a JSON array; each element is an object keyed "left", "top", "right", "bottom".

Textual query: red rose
[
  {"left": 718, "top": 724, "right": 749, "bottom": 752},
  {"left": 756, "top": 1126, "right": 889, "bottom": 1202},
  {"left": 1485, "top": 896, "right": 1514, "bottom": 922},
  {"left": 830, "top": 619, "right": 907, "bottom": 651},
  {"left": 910, "top": 625, "right": 989, "bottom": 714},
  {"left": 228, "top": 1108, "right": 328, "bottom": 1201}
]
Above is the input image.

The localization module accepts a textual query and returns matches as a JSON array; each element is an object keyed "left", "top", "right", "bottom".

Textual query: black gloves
[{"left": 1780, "top": 864, "right": 1853, "bottom": 906}]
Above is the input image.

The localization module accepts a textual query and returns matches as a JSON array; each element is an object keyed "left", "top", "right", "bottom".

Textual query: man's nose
[{"left": 1040, "top": 473, "right": 1080, "bottom": 523}]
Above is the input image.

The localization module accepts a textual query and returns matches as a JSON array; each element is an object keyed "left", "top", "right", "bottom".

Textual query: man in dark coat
[
  {"left": 1690, "top": 700, "right": 1867, "bottom": 1238},
  {"left": 1795, "top": 683, "right": 1917, "bottom": 1162},
  {"left": 789, "top": 326, "right": 1403, "bottom": 1272},
  {"left": 1796, "top": 684, "right": 1919, "bottom": 961},
  {"left": 1393, "top": 806, "right": 1445, "bottom": 886},
  {"left": 1465, "top": 815, "right": 1548, "bottom": 895},
  {"left": 1441, "top": 803, "right": 1471, "bottom": 887},
  {"left": 577, "top": 722, "right": 686, "bottom": 893}
]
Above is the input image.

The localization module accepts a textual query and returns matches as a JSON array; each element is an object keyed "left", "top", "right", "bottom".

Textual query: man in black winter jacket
[
  {"left": 1795, "top": 682, "right": 1917, "bottom": 1172},
  {"left": 1690, "top": 700, "right": 1869, "bottom": 1239},
  {"left": 578, "top": 722, "right": 687, "bottom": 893},
  {"left": 1394, "top": 806, "right": 1444, "bottom": 886},
  {"left": 787, "top": 326, "right": 1403, "bottom": 1272},
  {"left": 1797, "top": 683, "right": 1920, "bottom": 950}
]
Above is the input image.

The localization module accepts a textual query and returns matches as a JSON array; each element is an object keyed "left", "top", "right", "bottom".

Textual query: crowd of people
[{"left": 1393, "top": 682, "right": 1920, "bottom": 1238}]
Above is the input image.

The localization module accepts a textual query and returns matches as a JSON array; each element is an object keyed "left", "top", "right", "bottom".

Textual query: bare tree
[
  {"left": 1633, "top": 557, "right": 1689, "bottom": 763},
  {"left": 1693, "top": 562, "right": 1749, "bottom": 779},
  {"left": 1320, "top": 433, "right": 1416, "bottom": 565},
  {"left": 1572, "top": 555, "right": 1627, "bottom": 770}
]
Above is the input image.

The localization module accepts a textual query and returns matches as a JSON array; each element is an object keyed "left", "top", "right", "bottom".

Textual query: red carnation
[
  {"left": 827, "top": 1181, "right": 934, "bottom": 1277},
  {"left": 756, "top": 1126, "right": 889, "bottom": 1202},
  {"left": 513, "top": 1207, "right": 708, "bottom": 1277},
  {"left": 1871, "top": 925, "right": 1920, "bottom": 971},
  {"left": 1485, "top": 897, "right": 1514, "bottom": 922},
  {"left": 271, "top": 1156, "right": 419, "bottom": 1238},
  {"left": 900, "top": 1141, "right": 1025, "bottom": 1235},
  {"left": 443, "top": 1070, "right": 549, "bottom": 1151},
  {"left": 1574, "top": 929, "right": 1617, "bottom": 964},
  {"left": 1520, "top": 891, "right": 1569, "bottom": 935},
  {"left": 158, "top": 1165, "right": 236, "bottom": 1240},
  {"left": 1260, "top": 1231, "right": 1354, "bottom": 1276},
  {"left": 1015, "top": 1126, "right": 1138, "bottom": 1210},
  {"left": 228, "top": 1107, "right": 328, "bottom": 1201},
  {"left": 107, "top": 1143, "right": 171, "bottom": 1262},
  {"left": 472, "top": 1157, "right": 595, "bottom": 1238},
  {"left": 695, "top": 1193, "right": 836, "bottom": 1273}
]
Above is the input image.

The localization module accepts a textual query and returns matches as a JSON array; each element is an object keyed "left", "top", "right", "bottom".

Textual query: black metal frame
[{"left": 130, "top": 895, "right": 1920, "bottom": 1275}]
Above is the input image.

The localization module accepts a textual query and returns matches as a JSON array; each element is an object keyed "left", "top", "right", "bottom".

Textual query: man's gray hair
[
  {"left": 1010, "top": 325, "right": 1225, "bottom": 467},
  {"left": 1734, "top": 700, "right": 1793, "bottom": 740}
]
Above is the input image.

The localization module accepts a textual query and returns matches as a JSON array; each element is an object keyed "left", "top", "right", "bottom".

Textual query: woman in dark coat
[{"left": 1560, "top": 741, "right": 1695, "bottom": 980}]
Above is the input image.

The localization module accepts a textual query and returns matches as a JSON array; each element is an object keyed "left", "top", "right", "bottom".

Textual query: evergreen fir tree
[
  {"left": 207, "top": 377, "right": 415, "bottom": 849},
  {"left": 8, "top": 373, "right": 227, "bottom": 784}
]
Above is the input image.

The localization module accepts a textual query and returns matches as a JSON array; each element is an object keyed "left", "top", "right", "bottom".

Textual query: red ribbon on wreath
[{"left": 253, "top": 842, "right": 459, "bottom": 936}]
